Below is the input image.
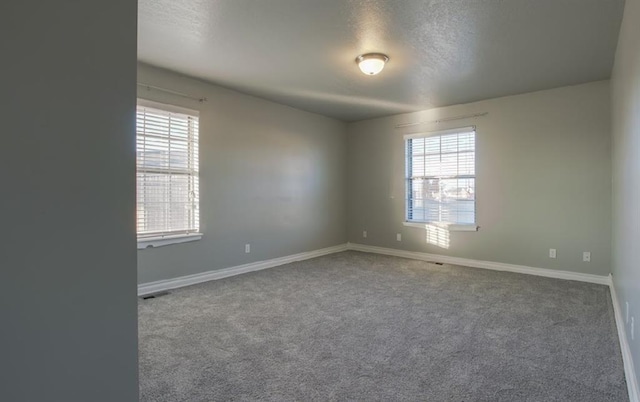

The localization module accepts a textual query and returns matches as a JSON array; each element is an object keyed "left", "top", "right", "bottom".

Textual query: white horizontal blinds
[
  {"left": 136, "top": 102, "right": 199, "bottom": 238},
  {"left": 406, "top": 128, "right": 475, "bottom": 224}
]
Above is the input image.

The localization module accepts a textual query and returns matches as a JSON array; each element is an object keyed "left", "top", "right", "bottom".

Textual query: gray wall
[
  {"left": 611, "top": 0, "right": 640, "bottom": 387},
  {"left": 137, "top": 64, "right": 348, "bottom": 284},
  {"left": 0, "top": 2, "right": 139, "bottom": 402},
  {"left": 347, "top": 81, "right": 612, "bottom": 276}
]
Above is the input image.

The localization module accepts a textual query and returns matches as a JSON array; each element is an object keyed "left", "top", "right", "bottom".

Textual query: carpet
[{"left": 138, "top": 251, "right": 628, "bottom": 401}]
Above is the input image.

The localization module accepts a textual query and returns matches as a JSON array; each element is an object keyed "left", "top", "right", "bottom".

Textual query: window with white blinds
[
  {"left": 136, "top": 100, "right": 200, "bottom": 238},
  {"left": 405, "top": 127, "right": 476, "bottom": 225}
]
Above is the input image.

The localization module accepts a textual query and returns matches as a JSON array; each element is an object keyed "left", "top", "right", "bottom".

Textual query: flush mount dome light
[{"left": 356, "top": 53, "right": 389, "bottom": 75}]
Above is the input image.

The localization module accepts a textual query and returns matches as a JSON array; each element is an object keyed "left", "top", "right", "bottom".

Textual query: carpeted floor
[{"left": 138, "top": 251, "right": 628, "bottom": 401}]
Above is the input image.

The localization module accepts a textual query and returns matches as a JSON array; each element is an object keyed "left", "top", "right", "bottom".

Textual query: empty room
[{"left": 3, "top": 0, "right": 640, "bottom": 401}]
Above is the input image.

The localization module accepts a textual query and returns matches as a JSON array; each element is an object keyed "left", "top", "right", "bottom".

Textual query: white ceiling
[{"left": 138, "top": 0, "right": 624, "bottom": 122}]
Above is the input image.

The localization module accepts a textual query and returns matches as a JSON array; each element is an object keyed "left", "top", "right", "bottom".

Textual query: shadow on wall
[{"left": 425, "top": 224, "right": 450, "bottom": 249}]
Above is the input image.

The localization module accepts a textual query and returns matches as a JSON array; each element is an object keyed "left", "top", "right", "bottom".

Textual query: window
[
  {"left": 405, "top": 127, "right": 476, "bottom": 228},
  {"left": 136, "top": 100, "right": 200, "bottom": 247}
]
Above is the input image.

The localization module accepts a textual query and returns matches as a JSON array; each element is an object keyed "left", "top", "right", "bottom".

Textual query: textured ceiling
[{"left": 138, "top": 0, "right": 624, "bottom": 121}]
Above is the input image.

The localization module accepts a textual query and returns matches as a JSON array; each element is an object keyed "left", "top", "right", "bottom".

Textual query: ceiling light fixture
[{"left": 356, "top": 53, "right": 389, "bottom": 75}]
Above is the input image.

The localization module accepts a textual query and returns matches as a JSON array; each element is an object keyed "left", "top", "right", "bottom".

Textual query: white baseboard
[
  {"left": 138, "top": 241, "right": 636, "bottom": 401},
  {"left": 347, "top": 243, "right": 610, "bottom": 285},
  {"left": 139, "top": 241, "right": 609, "bottom": 295},
  {"left": 348, "top": 242, "right": 637, "bottom": 401},
  {"left": 138, "top": 243, "right": 348, "bottom": 296},
  {"left": 610, "top": 275, "right": 639, "bottom": 402}
]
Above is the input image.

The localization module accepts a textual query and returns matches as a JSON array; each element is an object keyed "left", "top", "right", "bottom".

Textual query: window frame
[
  {"left": 136, "top": 98, "right": 202, "bottom": 249},
  {"left": 403, "top": 126, "right": 478, "bottom": 232}
]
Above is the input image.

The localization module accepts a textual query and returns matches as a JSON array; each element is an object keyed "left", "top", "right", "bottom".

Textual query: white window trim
[
  {"left": 402, "top": 221, "right": 479, "bottom": 232},
  {"left": 137, "top": 233, "right": 203, "bottom": 249},
  {"left": 404, "top": 126, "right": 477, "bottom": 227},
  {"left": 137, "top": 98, "right": 199, "bottom": 116},
  {"left": 403, "top": 126, "right": 475, "bottom": 140},
  {"left": 136, "top": 98, "right": 201, "bottom": 245}
]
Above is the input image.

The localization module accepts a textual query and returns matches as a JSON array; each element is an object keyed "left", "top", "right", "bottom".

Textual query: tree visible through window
[
  {"left": 405, "top": 127, "right": 476, "bottom": 225},
  {"left": 136, "top": 100, "right": 200, "bottom": 238}
]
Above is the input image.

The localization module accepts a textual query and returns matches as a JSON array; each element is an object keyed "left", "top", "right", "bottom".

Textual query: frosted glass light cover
[{"left": 356, "top": 53, "right": 389, "bottom": 75}]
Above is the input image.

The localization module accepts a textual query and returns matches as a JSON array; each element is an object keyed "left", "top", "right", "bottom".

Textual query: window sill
[
  {"left": 402, "top": 221, "right": 479, "bottom": 232},
  {"left": 137, "top": 233, "right": 203, "bottom": 249}
]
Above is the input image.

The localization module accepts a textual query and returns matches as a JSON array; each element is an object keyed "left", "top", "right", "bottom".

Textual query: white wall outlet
[
  {"left": 549, "top": 248, "right": 557, "bottom": 259},
  {"left": 582, "top": 252, "right": 591, "bottom": 262},
  {"left": 245, "top": 244, "right": 250, "bottom": 253},
  {"left": 363, "top": 230, "right": 367, "bottom": 238},
  {"left": 632, "top": 317, "right": 635, "bottom": 341},
  {"left": 396, "top": 233, "right": 402, "bottom": 241},
  {"left": 626, "top": 302, "right": 630, "bottom": 323}
]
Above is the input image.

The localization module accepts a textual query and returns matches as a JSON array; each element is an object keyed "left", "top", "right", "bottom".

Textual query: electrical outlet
[
  {"left": 363, "top": 230, "right": 367, "bottom": 238},
  {"left": 245, "top": 244, "right": 250, "bottom": 253},
  {"left": 396, "top": 233, "right": 402, "bottom": 241},
  {"left": 626, "top": 302, "right": 630, "bottom": 324},
  {"left": 582, "top": 252, "right": 591, "bottom": 262},
  {"left": 632, "top": 317, "right": 635, "bottom": 341},
  {"left": 549, "top": 249, "right": 557, "bottom": 259}
]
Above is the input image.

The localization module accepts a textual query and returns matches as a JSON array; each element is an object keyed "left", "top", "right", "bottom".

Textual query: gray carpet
[{"left": 139, "top": 251, "right": 628, "bottom": 401}]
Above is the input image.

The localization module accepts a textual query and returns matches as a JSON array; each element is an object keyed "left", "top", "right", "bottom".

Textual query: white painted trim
[
  {"left": 137, "top": 240, "right": 637, "bottom": 401},
  {"left": 402, "top": 221, "right": 479, "bottom": 232},
  {"left": 137, "top": 98, "right": 200, "bottom": 116},
  {"left": 403, "top": 126, "right": 475, "bottom": 139},
  {"left": 138, "top": 243, "right": 348, "bottom": 296},
  {"left": 347, "top": 243, "right": 636, "bottom": 401},
  {"left": 610, "top": 275, "right": 639, "bottom": 402},
  {"left": 346, "top": 243, "right": 610, "bottom": 285},
  {"left": 137, "top": 233, "right": 203, "bottom": 249}
]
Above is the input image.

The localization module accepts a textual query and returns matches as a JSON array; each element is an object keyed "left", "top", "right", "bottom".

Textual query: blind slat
[
  {"left": 405, "top": 130, "right": 476, "bottom": 225},
  {"left": 136, "top": 102, "right": 200, "bottom": 237}
]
